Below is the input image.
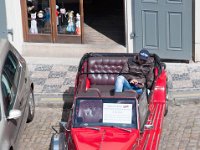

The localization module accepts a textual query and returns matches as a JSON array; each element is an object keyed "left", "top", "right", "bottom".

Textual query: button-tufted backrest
[{"left": 88, "top": 57, "right": 128, "bottom": 85}]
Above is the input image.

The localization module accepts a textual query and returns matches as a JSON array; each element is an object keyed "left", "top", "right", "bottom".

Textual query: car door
[{"left": 1, "top": 50, "right": 25, "bottom": 146}]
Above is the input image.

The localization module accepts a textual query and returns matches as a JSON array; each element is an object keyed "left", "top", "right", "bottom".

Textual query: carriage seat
[
  {"left": 77, "top": 56, "right": 129, "bottom": 96},
  {"left": 77, "top": 55, "right": 155, "bottom": 97}
]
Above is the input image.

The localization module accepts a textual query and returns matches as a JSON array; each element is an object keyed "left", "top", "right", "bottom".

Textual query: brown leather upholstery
[
  {"left": 77, "top": 56, "right": 139, "bottom": 98},
  {"left": 78, "top": 88, "right": 102, "bottom": 97},
  {"left": 88, "top": 57, "right": 128, "bottom": 85}
]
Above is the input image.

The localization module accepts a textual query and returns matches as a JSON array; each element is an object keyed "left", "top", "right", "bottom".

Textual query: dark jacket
[{"left": 121, "top": 55, "right": 154, "bottom": 89}]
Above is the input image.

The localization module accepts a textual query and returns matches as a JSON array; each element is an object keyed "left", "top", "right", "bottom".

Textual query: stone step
[{"left": 22, "top": 43, "right": 126, "bottom": 58}]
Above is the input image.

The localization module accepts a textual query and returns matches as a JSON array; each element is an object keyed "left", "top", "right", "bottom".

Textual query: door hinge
[
  {"left": 130, "top": 32, "right": 135, "bottom": 39},
  {"left": 7, "top": 29, "right": 13, "bottom": 41}
]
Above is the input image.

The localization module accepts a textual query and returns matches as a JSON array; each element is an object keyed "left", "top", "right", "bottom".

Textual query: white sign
[{"left": 103, "top": 103, "right": 132, "bottom": 124}]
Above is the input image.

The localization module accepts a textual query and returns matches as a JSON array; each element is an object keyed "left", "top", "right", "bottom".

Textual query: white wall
[
  {"left": 195, "top": 0, "right": 200, "bottom": 61},
  {"left": 125, "top": 0, "right": 134, "bottom": 53},
  {"left": 5, "top": 0, "right": 23, "bottom": 53}
]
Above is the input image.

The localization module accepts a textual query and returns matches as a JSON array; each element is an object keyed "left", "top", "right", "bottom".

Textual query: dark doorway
[{"left": 83, "top": 0, "right": 125, "bottom": 46}]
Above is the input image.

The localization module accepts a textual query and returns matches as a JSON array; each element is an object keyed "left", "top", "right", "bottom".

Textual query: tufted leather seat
[
  {"left": 77, "top": 56, "right": 139, "bottom": 97},
  {"left": 88, "top": 57, "right": 128, "bottom": 85}
]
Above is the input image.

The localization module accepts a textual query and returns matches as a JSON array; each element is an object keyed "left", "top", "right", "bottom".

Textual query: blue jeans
[{"left": 114, "top": 75, "right": 143, "bottom": 94}]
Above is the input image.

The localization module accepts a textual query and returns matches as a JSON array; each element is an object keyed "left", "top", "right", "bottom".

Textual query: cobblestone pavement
[
  {"left": 159, "top": 104, "right": 200, "bottom": 150},
  {"left": 26, "top": 61, "right": 200, "bottom": 105},
  {"left": 28, "top": 61, "right": 200, "bottom": 94},
  {"left": 29, "top": 64, "right": 77, "bottom": 95},
  {"left": 18, "top": 104, "right": 200, "bottom": 150},
  {"left": 18, "top": 107, "right": 66, "bottom": 150}
]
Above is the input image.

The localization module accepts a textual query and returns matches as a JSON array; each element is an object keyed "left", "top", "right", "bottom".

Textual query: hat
[{"left": 139, "top": 49, "right": 150, "bottom": 61}]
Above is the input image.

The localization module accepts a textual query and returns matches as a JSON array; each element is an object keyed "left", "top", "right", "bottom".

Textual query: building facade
[{"left": 2, "top": 0, "right": 199, "bottom": 61}]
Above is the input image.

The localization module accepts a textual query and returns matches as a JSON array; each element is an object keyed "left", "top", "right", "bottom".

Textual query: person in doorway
[{"left": 114, "top": 49, "right": 154, "bottom": 94}]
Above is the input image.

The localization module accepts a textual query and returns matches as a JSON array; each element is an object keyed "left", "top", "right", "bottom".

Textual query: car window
[
  {"left": 74, "top": 98, "right": 137, "bottom": 129},
  {"left": 1, "top": 51, "right": 20, "bottom": 115},
  {"left": 1, "top": 73, "right": 12, "bottom": 116},
  {"left": 3, "top": 51, "right": 20, "bottom": 87}
]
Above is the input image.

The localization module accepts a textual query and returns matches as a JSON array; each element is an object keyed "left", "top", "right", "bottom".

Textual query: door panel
[
  {"left": 134, "top": 0, "right": 192, "bottom": 60},
  {"left": 2, "top": 51, "right": 24, "bottom": 145},
  {"left": 142, "top": 10, "right": 159, "bottom": 49},
  {"left": 167, "top": 12, "right": 182, "bottom": 50}
]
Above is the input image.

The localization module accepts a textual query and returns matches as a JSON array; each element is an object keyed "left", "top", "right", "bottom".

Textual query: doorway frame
[{"left": 124, "top": 0, "right": 134, "bottom": 53}]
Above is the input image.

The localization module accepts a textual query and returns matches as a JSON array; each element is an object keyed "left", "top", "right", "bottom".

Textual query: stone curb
[
  {"left": 34, "top": 89, "right": 200, "bottom": 108},
  {"left": 169, "top": 97, "right": 200, "bottom": 106},
  {"left": 168, "top": 89, "right": 200, "bottom": 106},
  {"left": 34, "top": 93, "right": 73, "bottom": 108}
]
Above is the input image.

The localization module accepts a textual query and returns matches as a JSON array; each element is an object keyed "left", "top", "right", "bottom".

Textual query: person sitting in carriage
[{"left": 115, "top": 49, "right": 154, "bottom": 94}]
